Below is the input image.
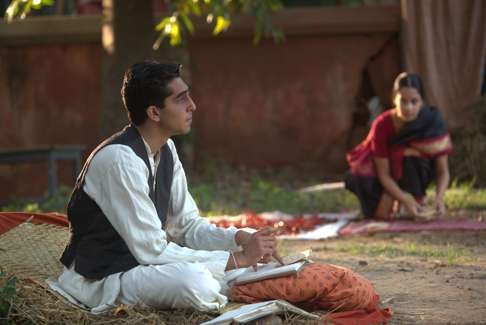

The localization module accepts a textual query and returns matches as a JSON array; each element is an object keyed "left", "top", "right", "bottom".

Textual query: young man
[{"left": 50, "top": 61, "right": 280, "bottom": 313}]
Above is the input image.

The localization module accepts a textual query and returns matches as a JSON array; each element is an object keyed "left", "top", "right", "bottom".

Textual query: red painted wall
[
  {"left": 189, "top": 34, "right": 400, "bottom": 171},
  {"left": 0, "top": 44, "right": 102, "bottom": 200}
]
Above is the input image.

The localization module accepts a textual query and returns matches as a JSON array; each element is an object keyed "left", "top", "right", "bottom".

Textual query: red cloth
[
  {"left": 0, "top": 212, "right": 68, "bottom": 235},
  {"left": 210, "top": 211, "right": 327, "bottom": 236},
  {"left": 324, "top": 306, "right": 392, "bottom": 325},
  {"left": 231, "top": 263, "right": 391, "bottom": 324},
  {"left": 339, "top": 218, "right": 486, "bottom": 236}
]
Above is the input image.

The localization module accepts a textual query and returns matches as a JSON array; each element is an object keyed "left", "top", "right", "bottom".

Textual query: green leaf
[
  {"left": 32, "top": 1, "right": 44, "bottom": 10},
  {"left": 154, "top": 14, "right": 182, "bottom": 47},
  {"left": 5, "top": 0, "right": 55, "bottom": 22},
  {"left": 184, "top": 2, "right": 202, "bottom": 16},
  {"left": 155, "top": 17, "right": 172, "bottom": 32},
  {"left": 169, "top": 21, "right": 182, "bottom": 46},
  {"left": 25, "top": 202, "right": 40, "bottom": 213},
  {"left": 213, "top": 15, "right": 231, "bottom": 35},
  {"left": 4, "top": 0, "right": 20, "bottom": 22},
  {"left": 20, "top": 1, "right": 33, "bottom": 19},
  {"left": 179, "top": 13, "right": 195, "bottom": 34}
]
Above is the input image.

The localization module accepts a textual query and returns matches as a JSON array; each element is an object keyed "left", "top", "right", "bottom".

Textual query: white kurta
[{"left": 48, "top": 138, "right": 240, "bottom": 313}]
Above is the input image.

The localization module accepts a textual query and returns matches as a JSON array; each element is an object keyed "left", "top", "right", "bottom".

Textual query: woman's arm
[
  {"left": 374, "top": 157, "right": 421, "bottom": 215},
  {"left": 434, "top": 155, "right": 450, "bottom": 215}
]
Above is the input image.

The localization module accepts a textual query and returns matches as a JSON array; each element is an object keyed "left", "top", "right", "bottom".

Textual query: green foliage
[
  {"left": 188, "top": 158, "right": 486, "bottom": 216},
  {"left": 190, "top": 161, "right": 486, "bottom": 216},
  {"left": 4, "top": 0, "right": 54, "bottom": 22},
  {"left": 154, "top": 0, "right": 284, "bottom": 48},
  {"left": 0, "top": 186, "right": 71, "bottom": 213},
  {"left": 247, "top": 177, "right": 355, "bottom": 214},
  {"left": 189, "top": 159, "right": 359, "bottom": 216},
  {"left": 2, "top": 162, "right": 486, "bottom": 218},
  {"left": 0, "top": 271, "right": 17, "bottom": 321},
  {"left": 441, "top": 181, "right": 486, "bottom": 211},
  {"left": 5, "top": 0, "right": 284, "bottom": 48}
]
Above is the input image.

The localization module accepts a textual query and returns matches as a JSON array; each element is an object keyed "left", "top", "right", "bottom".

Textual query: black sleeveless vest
[{"left": 60, "top": 125, "right": 174, "bottom": 279}]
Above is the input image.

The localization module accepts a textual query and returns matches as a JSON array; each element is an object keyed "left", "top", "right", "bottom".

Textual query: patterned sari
[{"left": 345, "top": 106, "right": 453, "bottom": 217}]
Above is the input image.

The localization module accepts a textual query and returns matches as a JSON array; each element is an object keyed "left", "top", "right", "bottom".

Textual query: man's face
[{"left": 157, "top": 77, "right": 196, "bottom": 136}]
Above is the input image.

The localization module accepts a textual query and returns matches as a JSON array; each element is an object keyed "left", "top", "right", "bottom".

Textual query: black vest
[{"left": 60, "top": 125, "right": 174, "bottom": 279}]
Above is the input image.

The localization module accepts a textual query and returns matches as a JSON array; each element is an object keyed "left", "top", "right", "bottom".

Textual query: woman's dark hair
[
  {"left": 392, "top": 72, "right": 425, "bottom": 100},
  {"left": 121, "top": 60, "right": 182, "bottom": 125}
]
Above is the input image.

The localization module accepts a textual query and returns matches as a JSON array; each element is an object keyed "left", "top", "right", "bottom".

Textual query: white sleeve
[
  {"left": 165, "top": 140, "right": 240, "bottom": 251},
  {"left": 83, "top": 145, "right": 230, "bottom": 266}
]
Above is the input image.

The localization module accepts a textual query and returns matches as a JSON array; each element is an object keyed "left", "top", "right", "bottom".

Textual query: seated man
[
  {"left": 53, "top": 61, "right": 276, "bottom": 313},
  {"left": 51, "top": 61, "right": 387, "bottom": 323}
]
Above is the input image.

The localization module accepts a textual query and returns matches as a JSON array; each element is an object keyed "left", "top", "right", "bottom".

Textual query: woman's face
[{"left": 394, "top": 87, "right": 423, "bottom": 122}]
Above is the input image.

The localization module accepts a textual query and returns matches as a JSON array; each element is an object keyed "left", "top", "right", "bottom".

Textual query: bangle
[{"left": 230, "top": 251, "right": 239, "bottom": 269}]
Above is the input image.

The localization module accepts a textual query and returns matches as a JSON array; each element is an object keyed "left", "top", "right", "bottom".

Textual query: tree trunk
[
  {"left": 100, "top": 0, "right": 155, "bottom": 138},
  {"left": 99, "top": 0, "right": 191, "bottom": 164}
]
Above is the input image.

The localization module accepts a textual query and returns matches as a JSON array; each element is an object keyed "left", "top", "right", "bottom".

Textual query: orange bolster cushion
[{"left": 230, "top": 263, "right": 379, "bottom": 312}]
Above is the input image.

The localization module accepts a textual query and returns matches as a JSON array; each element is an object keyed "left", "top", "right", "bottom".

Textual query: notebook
[
  {"left": 228, "top": 261, "right": 307, "bottom": 285},
  {"left": 224, "top": 249, "right": 311, "bottom": 285},
  {"left": 200, "top": 300, "right": 320, "bottom": 325}
]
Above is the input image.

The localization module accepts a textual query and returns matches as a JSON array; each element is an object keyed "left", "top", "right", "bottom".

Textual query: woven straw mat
[
  {"left": 0, "top": 223, "right": 261, "bottom": 317},
  {"left": 0, "top": 222, "right": 69, "bottom": 280}
]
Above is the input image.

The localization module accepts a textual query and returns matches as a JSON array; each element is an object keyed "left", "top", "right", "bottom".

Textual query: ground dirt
[{"left": 280, "top": 231, "right": 486, "bottom": 325}]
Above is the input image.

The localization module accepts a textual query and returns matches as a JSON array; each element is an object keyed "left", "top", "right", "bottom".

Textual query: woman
[{"left": 345, "top": 72, "right": 453, "bottom": 219}]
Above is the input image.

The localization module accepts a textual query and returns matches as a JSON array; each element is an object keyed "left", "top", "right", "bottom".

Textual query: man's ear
[{"left": 146, "top": 105, "right": 161, "bottom": 122}]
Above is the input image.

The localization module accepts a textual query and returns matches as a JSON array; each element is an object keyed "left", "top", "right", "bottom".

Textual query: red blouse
[{"left": 369, "top": 110, "right": 396, "bottom": 159}]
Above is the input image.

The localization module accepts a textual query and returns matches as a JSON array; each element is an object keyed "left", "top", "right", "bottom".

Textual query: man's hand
[
  {"left": 240, "top": 228, "right": 281, "bottom": 269},
  {"left": 259, "top": 250, "right": 284, "bottom": 265},
  {"left": 235, "top": 230, "right": 253, "bottom": 247}
]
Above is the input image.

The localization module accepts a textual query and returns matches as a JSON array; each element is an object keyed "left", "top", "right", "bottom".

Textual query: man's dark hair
[{"left": 121, "top": 61, "right": 181, "bottom": 125}]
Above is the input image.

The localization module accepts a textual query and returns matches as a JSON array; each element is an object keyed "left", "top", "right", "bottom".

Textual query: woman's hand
[
  {"left": 435, "top": 196, "right": 446, "bottom": 216},
  {"left": 402, "top": 193, "right": 422, "bottom": 216},
  {"left": 434, "top": 156, "right": 450, "bottom": 217}
]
